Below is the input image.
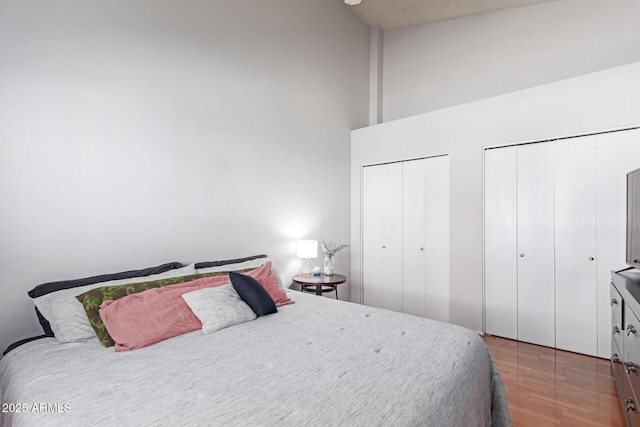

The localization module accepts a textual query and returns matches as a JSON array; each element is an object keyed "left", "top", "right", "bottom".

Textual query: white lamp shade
[{"left": 297, "top": 240, "right": 318, "bottom": 258}]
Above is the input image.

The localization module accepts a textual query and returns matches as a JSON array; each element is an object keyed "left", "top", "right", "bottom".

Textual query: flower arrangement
[{"left": 319, "top": 239, "right": 349, "bottom": 259}]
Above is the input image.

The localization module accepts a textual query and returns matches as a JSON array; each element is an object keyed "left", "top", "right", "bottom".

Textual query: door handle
[{"left": 627, "top": 398, "right": 636, "bottom": 412}]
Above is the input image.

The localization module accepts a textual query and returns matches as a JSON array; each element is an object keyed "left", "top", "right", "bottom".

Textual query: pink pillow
[
  {"left": 248, "top": 261, "right": 293, "bottom": 307},
  {"left": 99, "top": 262, "right": 290, "bottom": 351},
  {"left": 99, "top": 275, "right": 230, "bottom": 351}
]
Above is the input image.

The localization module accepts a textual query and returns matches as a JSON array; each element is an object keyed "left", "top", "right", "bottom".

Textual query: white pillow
[
  {"left": 33, "top": 264, "right": 197, "bottom": 343},
  {"left": 182, "top": 284, "right": 256, "bottom": 334}
]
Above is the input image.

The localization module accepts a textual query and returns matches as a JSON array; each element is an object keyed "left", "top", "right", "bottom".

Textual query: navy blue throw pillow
[{"left": 229, "top": 272, "right": 277, "bottom": 317}]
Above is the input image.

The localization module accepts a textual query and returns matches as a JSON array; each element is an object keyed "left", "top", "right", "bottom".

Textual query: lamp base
[{"left": 298, "top": 258, "right": 313, "bottom": 276}]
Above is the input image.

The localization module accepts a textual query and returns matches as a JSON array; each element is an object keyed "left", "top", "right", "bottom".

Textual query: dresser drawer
[
  {"left": 620, "top": 330, "right": 640, "bottom": 427},
  {"left": 626, "top": 304, "right": 640, "bottom": 397},
  {"left": 613, "top": 285, "right": 624, "bottom": 354},
  {"left": 625, "top": 371, "right": 640, "bottom": 426}
]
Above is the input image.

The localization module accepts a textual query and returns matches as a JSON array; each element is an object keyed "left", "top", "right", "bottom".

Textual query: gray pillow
[{"left": 182, "top": 284, "right": 257, "bottom": 334}]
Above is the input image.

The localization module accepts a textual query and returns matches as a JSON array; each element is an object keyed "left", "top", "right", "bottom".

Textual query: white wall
[
  {"left": 0, "top": 0, "right": 369, "bottom": 353},
  {"left": 351, "top": 61, "right": 640, "bottom": 332},
  {"left": 383, "top": 0, "right": 640, "bottom": 122}
]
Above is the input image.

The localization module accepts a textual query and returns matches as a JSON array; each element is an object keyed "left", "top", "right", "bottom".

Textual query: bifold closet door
[
  {"left": 402, "top": 159, "right": 427, "bottom": 317},
  {"left": 363, "top": 165, "right": 383, "bottom": 308},
  {"left": 424, "top": 156, "right": 450, "bottom": 322},
  {"left": 402, "top": 156, "right": 450, "bottom": 321},
  {"left": 363, "top": 157, "right": 449, "bottom": 319},
  {"left": 596, "top": 129, "right": 640, "bottom": 358},
  {"left": 555, "top": 136, "right": 598, "bottom": 356},
  {"left": 485, "top": 143, "right": 555, "bottom": 346},
  {"left": 484, "top": 147, "right": 518, "bottom": 340},
  {"left": 362, "top": 162, "right": 403, "bottom": 311},
  {"left": 517, "top": 142, "right": 555, "bottom": 347},
  {"left": 486, "top": 129, "right": 640, "bottom": 356}
]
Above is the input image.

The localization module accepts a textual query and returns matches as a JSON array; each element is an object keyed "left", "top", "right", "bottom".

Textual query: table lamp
[{"left": 297, "top": 240, "right": 318, "bottom": 276}]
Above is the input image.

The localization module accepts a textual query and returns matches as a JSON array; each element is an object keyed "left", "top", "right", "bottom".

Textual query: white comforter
[{"left": 0, "top": 291, "right": 510, "bottom": 427}]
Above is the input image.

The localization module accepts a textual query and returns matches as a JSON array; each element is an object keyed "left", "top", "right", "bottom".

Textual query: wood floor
[{"left": 483, "top": 336, "right": 626, "bottom": 427}]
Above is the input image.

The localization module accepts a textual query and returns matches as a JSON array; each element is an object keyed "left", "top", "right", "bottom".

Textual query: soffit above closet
[{"left": 347, "top": 0, "right": 558, "bottom": 31}]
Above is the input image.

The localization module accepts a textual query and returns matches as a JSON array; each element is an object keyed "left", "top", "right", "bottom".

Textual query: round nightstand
[{"left": 292, "top": 274, "right": 347, "bottom": 300}]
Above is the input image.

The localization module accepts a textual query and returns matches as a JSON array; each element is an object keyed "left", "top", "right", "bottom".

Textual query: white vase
[{"left": 323, "top": 255, "right": 334, "bottom": 275}]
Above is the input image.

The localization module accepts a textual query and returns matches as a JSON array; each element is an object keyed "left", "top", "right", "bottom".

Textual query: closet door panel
[
  {"left": 425, "top": 155, "right": 450, "bottom": 323},
  {"left": 555, "top": 136, "right": 598, "bottom": 356},
  {"left": 484, "top": 147, "right": 518, "bottom": 340},
  {"left": 517, "top": 142, "right": 555, "bottom": 347},
  {"left": 402, "top": 159, "right": 427, "bottom": 317},
  {"left": 596, "top": 129, "right": 640, "bottom": 358},
  {"left": 380, "top": 163, "right": 404, "bottom": 313},
  {"left": 362, "top": 165, "right": 383, "bottom": 308}
]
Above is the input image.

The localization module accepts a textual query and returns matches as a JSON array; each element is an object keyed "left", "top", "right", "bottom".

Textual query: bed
[{"left": 0, "top": 257, "right": 511, "bottom": 427}]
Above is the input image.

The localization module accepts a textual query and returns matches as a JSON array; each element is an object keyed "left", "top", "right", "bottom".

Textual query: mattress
[{"left": 0, "top": 290, "right": 510, "bottom": 426}]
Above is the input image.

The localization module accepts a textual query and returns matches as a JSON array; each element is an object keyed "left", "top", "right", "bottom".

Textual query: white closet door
[
  {"left": 555, "top": 136, "right": 598, "bottom": 356},
  {"left": 363, "top": 162, "right": 403, "bottom": 310},
  {"left": 403, "top": 159, "right": 427, "bottom": 317},
  {"left": 425, "top": 155, "right": 450, "bottom": 323},
  {"left": 596, "top": 129, "right": 640, "bottom": 358},
  {"left": 484, "top": 147, "right": 518, "bottom": 340},
  {"left": 380, "top": 163, "right": 404, "bottom": 313},
  {"left": 362, "top": 165, "right": 383, "bottom": 308},
  {"left": 517, "top": 142, "right": 555, "bottom": 347}
]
